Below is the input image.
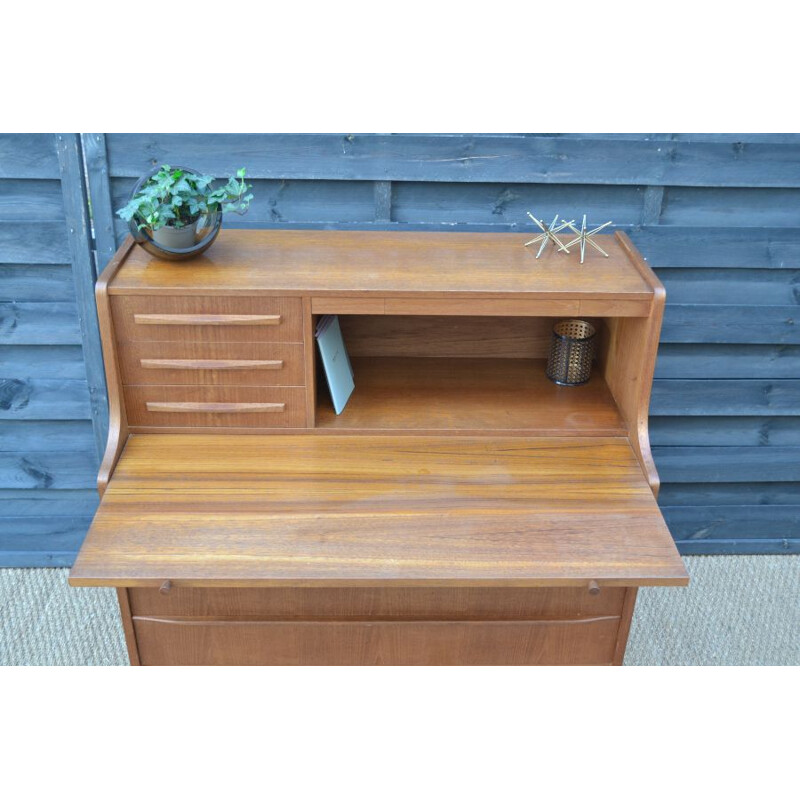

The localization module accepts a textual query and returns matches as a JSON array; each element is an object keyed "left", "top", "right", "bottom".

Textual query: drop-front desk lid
[{"left": 69, "top": 434, "right": 688, "bottom": 588}]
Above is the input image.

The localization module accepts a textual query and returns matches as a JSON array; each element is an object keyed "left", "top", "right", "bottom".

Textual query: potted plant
[{"left": 117, "top": 165, "right": 253, "bottom": 251}]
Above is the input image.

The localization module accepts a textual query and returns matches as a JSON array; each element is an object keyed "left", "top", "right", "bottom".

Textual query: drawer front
[
  {"left": 129, "top": 586, "right": 626, "bottom": 620},
  {"left": 112, "top": 296, "right": 304, "bottom": 343},
  {"left": 125, "top": 385, "right": 307, "bottom": 428},
  {"left": 119, "top": 341, "right": 305, "bottom": 386},
  {"left": 132, "top": 617, "right": 620, "bottom": 665}
]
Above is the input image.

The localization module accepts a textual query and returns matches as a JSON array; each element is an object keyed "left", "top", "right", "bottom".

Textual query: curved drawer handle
[
  {"left": 134, "top": 313, "right": 282, "bottom": 326},
  {"left": 140, "top": 359, "right": 284, "bottom": 371},
  {"left": 146, "top": 401, "right": 286, "bottom": 413}
]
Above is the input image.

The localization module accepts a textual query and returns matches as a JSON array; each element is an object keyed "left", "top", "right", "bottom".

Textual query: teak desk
[{"left": 70, "top": 229, "right": 688, "bottom": 666}]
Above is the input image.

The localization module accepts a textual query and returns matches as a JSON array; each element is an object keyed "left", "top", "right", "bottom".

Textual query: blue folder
[{"left": 315, "top": 315, "right": 354, "bottom": 415}]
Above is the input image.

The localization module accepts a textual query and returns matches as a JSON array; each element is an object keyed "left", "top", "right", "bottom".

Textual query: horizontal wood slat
[
  {"left": 662, "top": 505, "right": 800, "bottom": 539},
  {"left": 0, "top": 134, "right": 60, "bottom": 179},
  {"left": 658, "top": 482, "right": 800, "bottom": 507},
  {"left": 661, "top": 305, "right": 800, "bottom": 344},
  {"left": 0, "top": 378, "right": 91, "bottom": 420},
  {"left": 651, "top": 416, "right": 800, "bottom": 446},
  {"left": 0, "top": 302, "right": 82, "bottom": 345},
  {"left": 104, "top": 133, "right": 800, "bottom": 187},
  {"left": 653, "top": 446, "right": 800, "bottom": 482},
  {"left": 651, "top": 380, "right": 800, "bottom": 415}
]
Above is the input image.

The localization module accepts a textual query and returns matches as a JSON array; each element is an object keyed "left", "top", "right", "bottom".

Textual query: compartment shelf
[{"left": 315, "top": 357, "right": 625, "bottom": 435}]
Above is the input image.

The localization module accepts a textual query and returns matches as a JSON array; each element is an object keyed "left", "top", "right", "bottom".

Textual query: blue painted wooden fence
[
  {"left": 1, "top": 134, "right": 104, "bottom": 565},
  {"left": 2, "top": 133, "right": 798, "bottom": 563}
]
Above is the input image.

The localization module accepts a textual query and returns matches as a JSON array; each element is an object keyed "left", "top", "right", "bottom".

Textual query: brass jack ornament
[
  {"left": 524, "top": 211, "right": 614, "bottom": 264},
  {"left": 524, "top": 212, "right": 574, "bottom": 258},
  {"left": 564, "top": 215, "right": 614, "bottom": 264}
]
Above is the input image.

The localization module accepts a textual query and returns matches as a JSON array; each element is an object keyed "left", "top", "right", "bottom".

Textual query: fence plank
[
  {"left": 0, "top": 420, "right": 95, "bottom": 451},
  {"left": 655, "top": 344, "right": 800, "bottom": 379},
  {"left": 0, "top": 134, "right": 60, "bottom": 179},
  {"left": 82, "top": 133, "right": 119, "bottom": 274},
  {"left": 0, "top": 179, "right": 65, "bottom": 220},
  {"left": 656, "top": 268, "right": 800, "bottom": 306},
  {"left": 661, "top": 186, "right": 800, "bottom": 227},
  {"left": 641, "top": 186, "right": 664, "bottom": 225},
  {"left": 653, "top": 446, "right": 800, "bottom": 482},
  {"left": 4, "top": 492, "right": 98, "bottom": 516},
  {"left": 0, "top": 220, "right": 69, "bottom": 263},
  {"left": 374, "top": 181, "right": 392, "bottom": 222},
  {"left": 661, "top": 305, "right": 800, "bottom": 343},
  {"left": 659, "top": 482, "right": 800, "bottom": 506},
  {"left": 0, "top": 265, "right": 75, "bottom": 302},
  {"left": 0, "top": 378, "right": 91, "bottom": 420},
  {"left": 0, "top": 517, "right": 92, "bottom": 556},
  {"left": 630, "top": 226, "right": 800, "bottom": 268},
  {"left": 57, "top": 133, "right": 107, "bottom": 461},
  {"left": 0, "top": 450, "right": 97, "bottom": 489},
  {"left": 662, "top": 505, "right": 800, "bottom": 539},
  {"left": 0, "top": 302, "right": 81, "bottom": 344},
  {"left": 391, "top": 182, "right": 643, "bottom": 225},
  {"left": 651, "top": 380, "right": 800, "bottom": 415},
  {"left": 651, "top": 416, "right": 800, "bottom": 446},
  {"left": 104, "top": 133, "right": 800, "bottom": 187},
  {"left": 676, "top": 539, "right": 800, "bottom": 554},
  {"left": 0, "top": 346, "right": 87, "bottom": 380}
]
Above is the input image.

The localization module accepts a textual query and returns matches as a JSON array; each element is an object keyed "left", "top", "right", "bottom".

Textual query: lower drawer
[
  {"left": 129, "top": 586, "right": 626, "bottom": 620},
  {"left": 124, "top": 385, "right": 307, "bottom": 428},
  {"left": 132, "top": 617, "right": 621, "bottom": 665}
]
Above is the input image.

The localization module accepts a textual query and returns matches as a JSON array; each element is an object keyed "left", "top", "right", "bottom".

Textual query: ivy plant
[{"left": 117, "top": 165, "right": 254, "bottom": 231}]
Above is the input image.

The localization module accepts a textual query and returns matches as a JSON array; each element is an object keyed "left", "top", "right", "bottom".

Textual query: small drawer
[
  {"left": 118, "top": 341, "right": 306, "bottom": 386},
  {"left": 124, "top": 385, "right": 307, "bottom": 428},
  {"left": 132, "top": 617, "right": 621, "bottom": 665},
  {"left": 112, "top": 296, "right": 304, "bottom": 343}
]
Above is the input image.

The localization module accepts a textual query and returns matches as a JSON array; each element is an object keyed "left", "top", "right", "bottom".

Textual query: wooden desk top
[
  {"left": 108, "top": 229, "right": 655, "bottom": 300},
  {"left": 70, "top": 434, "right": 688, "bottom": 589}
]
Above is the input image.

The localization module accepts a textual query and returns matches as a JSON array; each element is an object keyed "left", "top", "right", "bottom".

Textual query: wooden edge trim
[
  {"left": 615, "top": 231, "right": 666, "bottom": 298},
  {"left": 96, "top": 236, "right": 135, "bottom": 497},
  {"left": 117, "top": 588, "right": 141, "bottom": 666},
  {"left": 612, "top": 587, "right": 638, "bottom": 666},
  {"left": 613, "top": 231, "right": 665, "bottom": 496},
  {"left": 70, "top": 577, "right": 690, "bottom": 589},
  {"left": 130, "top": 616, "right": 622, "bottom": 627},
  {"left": 134, "top": 313, "right": 281, "bottom": 326},
  {"left": 140, "top": 359, "right": 284, "bottom": 370},
  {"left": 145, "top": 402, "right": 286, "bottom": 413},
  {"left": 303, "top": 297, "right": 316, "bottom": 428}
]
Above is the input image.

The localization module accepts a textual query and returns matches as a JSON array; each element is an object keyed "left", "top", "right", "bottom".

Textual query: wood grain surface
[
  {"left": 130, "top": 616, "right": 621, "bottom": 665},
  {"left": 339, "top": 315, "right": 559, "bottom": 359},
  {"left": 315, "top": 357, "right": 625, "bottom": 435},
  {"left": 69, "top": 434, "right": 688, "bottom": 588},
  {"left": 108, "top": 229, "right": 655, "bottom": 300}
]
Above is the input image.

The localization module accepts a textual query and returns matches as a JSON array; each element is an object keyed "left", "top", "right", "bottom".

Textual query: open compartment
[{"left": 313, "top": 314, "right": 625, "bottom": 435}]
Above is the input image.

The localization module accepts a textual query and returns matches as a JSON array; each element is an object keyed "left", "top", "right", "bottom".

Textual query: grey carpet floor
[{"left": 0, "top": 556, "right": 797, "bottom": 666}]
